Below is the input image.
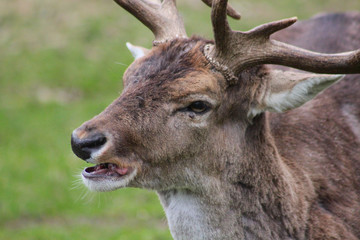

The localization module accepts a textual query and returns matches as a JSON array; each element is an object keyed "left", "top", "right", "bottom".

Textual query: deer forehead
[
  {"left": 121, "top": 70, "right": 223, "bottom": 108},
  {"left": 167, "top": 71, "right": 223, "bottom": 101},
  {"left": 123, "top": 39, "right": 223, "bottom": 102}
]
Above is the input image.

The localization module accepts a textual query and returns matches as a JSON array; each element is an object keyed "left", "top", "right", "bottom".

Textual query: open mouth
[{"left": 82, "top": 163, "right": 133, "bottom": 179}]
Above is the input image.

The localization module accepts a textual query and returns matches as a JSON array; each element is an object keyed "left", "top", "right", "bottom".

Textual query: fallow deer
[{"left": 71, "top": 0, "right": 360, "bottom": 239}]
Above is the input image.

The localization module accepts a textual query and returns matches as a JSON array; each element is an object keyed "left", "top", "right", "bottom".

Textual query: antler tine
[
  {"left": 210, "top": 0, "right": 232, "bottom": 54},
  {"left": 205, "top": 0, "right": 360, "bottom": 82},
  {"left": 266, "top": 41, "right": 360, "bottom": 74},
  {"left": 248, "top": 17, "right": 298, "bottom": 38},
  {"left": 114, "top": 0, "right": 187, "bottom": 45},
  {"left": 201, "top": 0, "right": 241, "bottom": 20}
]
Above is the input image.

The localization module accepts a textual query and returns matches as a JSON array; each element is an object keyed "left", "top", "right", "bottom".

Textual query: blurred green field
[{"left": 1, "top": 0, "right": 359, "bottom": 239}]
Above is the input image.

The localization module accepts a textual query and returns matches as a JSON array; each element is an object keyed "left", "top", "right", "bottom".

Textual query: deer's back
[{"left": 270, "top": 12, "right": 360, "bottom": 238}]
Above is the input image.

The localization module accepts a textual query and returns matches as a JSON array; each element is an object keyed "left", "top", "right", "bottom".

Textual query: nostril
[
  {"left": 71, "top": 132, "right": 107, "bottom": 161},
  {"left": 79, "top": 134, "right": 107, "bottom": 149}
]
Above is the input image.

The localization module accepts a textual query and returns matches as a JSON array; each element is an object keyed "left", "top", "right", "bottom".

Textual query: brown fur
[{"left": 270, "top": 12, "right": 360, "bottom": 239}]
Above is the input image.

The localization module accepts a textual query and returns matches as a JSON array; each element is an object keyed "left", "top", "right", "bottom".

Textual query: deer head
[{"left": 71, "top": 0, "right": 360, "bottom": 194}]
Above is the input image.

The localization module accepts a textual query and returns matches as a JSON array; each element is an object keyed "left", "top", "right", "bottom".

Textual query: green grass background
[{"left": 1, "top": 0, "right": 359, "bottom": 239}]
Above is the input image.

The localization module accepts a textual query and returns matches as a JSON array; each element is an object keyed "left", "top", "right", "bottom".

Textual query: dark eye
[{"left": 187, "top": 101, "right": 210, "bottom": 114}]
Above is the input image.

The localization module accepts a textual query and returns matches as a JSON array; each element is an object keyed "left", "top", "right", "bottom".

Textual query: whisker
[{"left": 115, "top": 62, "right": 129, "bottom": 67}]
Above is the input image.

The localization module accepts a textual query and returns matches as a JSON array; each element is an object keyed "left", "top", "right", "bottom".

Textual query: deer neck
[
  {"left": 158, "top": 113, "right": 311, "bottom": 240},
  {"left": 158, "top": 188, "right": 242, "bottom": 240}
]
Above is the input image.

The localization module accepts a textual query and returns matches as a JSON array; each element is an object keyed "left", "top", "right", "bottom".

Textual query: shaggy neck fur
[{"left": 157, "top": 113, "right": 313, "bottom": 240}]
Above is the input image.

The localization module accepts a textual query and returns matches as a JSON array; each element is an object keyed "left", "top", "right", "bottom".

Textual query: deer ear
[
  {"left": 250, "top": 70, "right": 344, "bottom": 116},
  {"left": 126, "top": 42, "right": 149, "bottom": 60}
]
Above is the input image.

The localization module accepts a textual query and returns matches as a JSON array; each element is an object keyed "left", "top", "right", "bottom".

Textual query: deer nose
[{"left": 71, "top": 131, "right": 107, "bottom": 161}]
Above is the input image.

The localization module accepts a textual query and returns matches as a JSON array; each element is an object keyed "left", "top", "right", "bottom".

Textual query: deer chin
[{"left": 81, "top": 163, "right": 137, "bottom": 192}]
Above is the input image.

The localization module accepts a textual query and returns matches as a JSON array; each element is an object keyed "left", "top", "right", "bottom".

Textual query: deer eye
[{"left": 187, "top": 101, "right": 210, "bottom": 114}]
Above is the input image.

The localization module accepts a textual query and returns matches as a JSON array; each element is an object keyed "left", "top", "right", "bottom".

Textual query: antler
[
  {"left": 114, "top": 0, "right": 187, "bottom": 45},
  {"left": 201, "top": 0, "right": 240, "bottom": 20},
  {"left": 204, "top": 0, "right": 360, "bottom": 82},
  {"left": 114, "top": 0, "right": 241, "bottom": 45}
]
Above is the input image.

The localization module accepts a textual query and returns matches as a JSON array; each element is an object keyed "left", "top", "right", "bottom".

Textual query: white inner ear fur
[
  {"left": 249, "top": 70, "right": 344, "bottom": 117},
  {"left": 126, "top": 42, "right": 149, "bottom": 60}
]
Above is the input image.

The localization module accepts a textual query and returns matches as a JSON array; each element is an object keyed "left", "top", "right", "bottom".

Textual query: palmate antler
[{"left": 114, "top": 0, "right": 360, "bottom": 81}]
